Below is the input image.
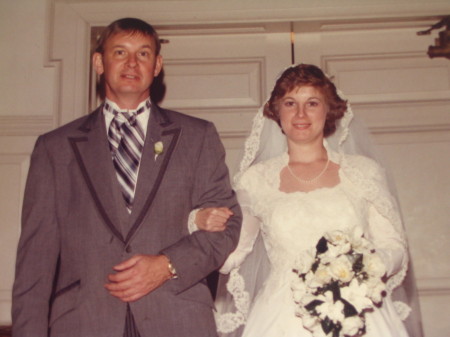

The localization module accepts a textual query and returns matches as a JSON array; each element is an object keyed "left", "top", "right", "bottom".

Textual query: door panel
[{"left": 152, "top": 23, "right": 291, "bottom": 174}]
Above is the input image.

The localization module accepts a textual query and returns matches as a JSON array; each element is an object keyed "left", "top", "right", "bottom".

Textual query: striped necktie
[{"left": 107, "top": 103, "right": 147, "bottom": 213}]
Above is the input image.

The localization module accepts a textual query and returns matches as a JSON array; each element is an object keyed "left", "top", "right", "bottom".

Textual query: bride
[{"left": 194, "top": 64, "right": 422, "bottom": 337}]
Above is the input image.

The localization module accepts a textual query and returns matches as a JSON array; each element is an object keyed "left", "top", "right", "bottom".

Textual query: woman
[{"left": 196, "top": 64, "right": 420, "bottom": 337}]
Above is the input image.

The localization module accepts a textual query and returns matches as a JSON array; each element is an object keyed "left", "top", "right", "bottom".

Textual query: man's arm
[
  {"left": 12, "top": 136, "right": 60, "bottom": 336},
  {"left": 105, "top": 122, "right": 242, "bottom": 301},
  {"left": 161, "top": 122, "right": 241, "bottom": 291}
]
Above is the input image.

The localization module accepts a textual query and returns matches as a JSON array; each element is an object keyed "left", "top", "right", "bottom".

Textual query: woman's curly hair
[{"left": 263, "top": 64, "right": 347, "bottom": 137}]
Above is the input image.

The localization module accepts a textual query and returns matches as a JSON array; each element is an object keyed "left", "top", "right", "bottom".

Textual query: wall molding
[
  {"left": 0, "top": 116, "right": 55, "bottom": 137},
  {"left": 319, "top": 17, "right": 441, "bottom": 32},
  {"left": 417, "top": 277, "right": 450, "bottom": 296},
  {"left": 61, "top": 0, "right": 450, "bottom": 26},
  {"left": 156, "top": 23, "right": 272, "bottom": 36},
  {"left": 371, "top": 125, "right": 450, "bottom": 145}
]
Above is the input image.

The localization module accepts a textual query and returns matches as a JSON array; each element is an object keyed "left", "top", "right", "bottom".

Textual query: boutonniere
[{"left": 154, "top": 141, "right": 164, "bottom": 160}]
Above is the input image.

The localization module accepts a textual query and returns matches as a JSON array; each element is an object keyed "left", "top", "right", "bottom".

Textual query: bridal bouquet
[{"left": 291, "top": 227, "right": 387, "bottom": 337}]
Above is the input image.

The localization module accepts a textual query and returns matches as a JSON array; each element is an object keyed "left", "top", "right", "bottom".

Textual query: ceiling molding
[{"left": 57, "top": 0, "right": 450, "bottom": 27}]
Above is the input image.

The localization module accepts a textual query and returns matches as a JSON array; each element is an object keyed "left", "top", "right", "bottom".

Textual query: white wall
[{"left": 0, "top": 0, "right": 58, "bottom": 324}]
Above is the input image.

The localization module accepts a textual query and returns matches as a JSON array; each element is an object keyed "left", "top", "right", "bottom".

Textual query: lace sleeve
[
  {"left": 343, "top": 153, "right": 412, "bottom": 321},
  {"left": 343, "top": 154, "right": 408, "bottom": 291},
  {"left": 220, "top": 189, "right": 261, "bottom": 274},
  {"left": 367, "top": 203, "right": 407, "bottom": 278},
  {"left": 187, "top": 208, "right": 200, "bottom": 233}
]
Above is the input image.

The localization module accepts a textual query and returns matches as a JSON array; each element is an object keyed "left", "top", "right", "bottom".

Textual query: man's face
[{"left": 93, "top": 31, "right": 162, "bottom": 108}]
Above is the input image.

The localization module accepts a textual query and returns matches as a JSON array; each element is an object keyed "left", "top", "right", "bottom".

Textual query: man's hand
[
  {"left": 195, "top": 207, "right": 233, "bottom": 232},
  {"left": 105, "top": 254, "right": 172, "bottom": 302}
]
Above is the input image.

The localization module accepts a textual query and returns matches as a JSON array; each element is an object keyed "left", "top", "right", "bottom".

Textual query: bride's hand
[{"left": 195, "top": 207, "right": 233, "bottom": 232}]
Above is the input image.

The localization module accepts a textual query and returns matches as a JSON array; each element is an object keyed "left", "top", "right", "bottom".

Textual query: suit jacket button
[{"left": 125, "top": 245, "right": 132, "bottom": 253}]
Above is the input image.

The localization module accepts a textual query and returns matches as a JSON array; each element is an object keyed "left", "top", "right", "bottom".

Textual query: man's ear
[
  {"left": 154, "top": 54, "right": 163, "bottom": 77},
  {"left": 92, "top": 52, "right": 104, "bottom": 75}
]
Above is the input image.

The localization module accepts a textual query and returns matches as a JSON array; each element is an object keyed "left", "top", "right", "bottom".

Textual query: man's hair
[{"left": 95, "top": 17, "right": 161, "bottom": 55}]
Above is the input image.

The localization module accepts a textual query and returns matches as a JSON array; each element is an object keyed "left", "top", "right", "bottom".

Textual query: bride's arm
[
  {"left": 219, "top": 189, "right": 261, "bottom": 274},
  {"left": 367, "top": 204, "right": 407, "bottom": 277},
  {"left": 363, "top": 158, "right": 408, "bottom": 279},
  {"left": 189, "top": 207, "right": 233, "bottom": 233},
  {"left": 188, "top": 189, "right": 261, "bottom": 274},
  {"left": 352, "top": 154, "right": 408, "bottom": 278}
]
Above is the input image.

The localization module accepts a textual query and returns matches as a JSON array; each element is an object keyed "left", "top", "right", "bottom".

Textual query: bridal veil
[{"left": 215, "top": 64, "right": 423, "bottom": 337}]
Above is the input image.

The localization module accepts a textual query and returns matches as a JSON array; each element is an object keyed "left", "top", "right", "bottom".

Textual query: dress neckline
[{"left": 276, "top": 151, "right": 342, "bottom": 195}]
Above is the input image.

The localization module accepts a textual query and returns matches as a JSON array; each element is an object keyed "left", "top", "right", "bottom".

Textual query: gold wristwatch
[{"left": 168, "top": 260, "right": 178, "bottom": 279}]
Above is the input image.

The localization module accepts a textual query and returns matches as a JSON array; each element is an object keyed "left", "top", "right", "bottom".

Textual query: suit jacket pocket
[{"left": 49, "top": 279, "right": 81, "bottom": 327}]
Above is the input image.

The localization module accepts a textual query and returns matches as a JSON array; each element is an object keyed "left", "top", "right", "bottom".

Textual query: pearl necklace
[{"left": 287, "top": 157, "right": 330, "bottom": 184}]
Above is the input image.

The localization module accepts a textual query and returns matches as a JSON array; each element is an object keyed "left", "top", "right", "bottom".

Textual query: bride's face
[{"left": 278, "top": 85, "right": 329, "bottom": 145}]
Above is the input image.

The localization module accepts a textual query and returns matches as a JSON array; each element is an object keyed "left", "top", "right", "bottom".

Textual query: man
[{"left": 12, "top": 18, "right": 241, "bottom": 337}]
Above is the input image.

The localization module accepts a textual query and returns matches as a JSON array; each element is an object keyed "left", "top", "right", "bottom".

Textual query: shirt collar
[{"left": 103, "top": 98, "right": 151, "bottom": 116}]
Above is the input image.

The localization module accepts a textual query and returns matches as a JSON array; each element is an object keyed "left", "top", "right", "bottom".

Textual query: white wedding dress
[{"left": 218, "top": 150, "right": 409, "bottom": 337}]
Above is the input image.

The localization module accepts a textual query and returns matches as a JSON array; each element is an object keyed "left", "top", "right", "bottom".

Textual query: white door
[{"left": 148, "top": 22, "right": 292, "bottom": 174}]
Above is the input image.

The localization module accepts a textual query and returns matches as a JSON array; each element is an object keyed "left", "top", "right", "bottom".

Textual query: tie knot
[
  {"left": 116, "top": 106, "right": 145, "bottom": 126},
  {"left": 104, "top": 101, "right": 148, "bottom": 127},
  {"left": 120, "top": 111, "right": 137, "bottom": 126},
  {"left": 104, "top": 99, "right": 151, "bottom": 128}
]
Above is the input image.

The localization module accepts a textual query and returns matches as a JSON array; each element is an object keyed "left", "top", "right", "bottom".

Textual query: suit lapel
[
  {"left": 125, "top": 105, "right": 181, "bottom": 244},
  {"left": 69, "top": 107, "right": 128, "bottom": 244}
]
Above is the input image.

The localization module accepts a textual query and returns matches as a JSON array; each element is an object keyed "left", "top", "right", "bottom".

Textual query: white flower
[
  {"left": 299, "top": 293, "right": 318, "bottom": 309},
  {"left": 363, "top": 252, "right": 386, "bottom": 278},
  {"left": 340, "top": 279, "right": 373, "bottom": 312},
  {"left": 154, "top": 141, "right": 163, "bottom": 159},
  {"left": 328, "top": 255, "right": 354, "bottom": 283},
  {"left": 314, "top": 265, "right": 332, "bottom": 286},
  {"left": 342, "top": 316, "right": 365, "bottom": 336},
  {"left": 348, "top": 227, "right": 372, "bottom": 253},
  {"left": 365, "top": 277, "right": 387, "bottom": 304},
  {"left": 154, "top": 141, "right": 164, "bottom": 154},
  {"left": 318, "top": 235, "right": 351, "bottom": 264},
  {"left": 324, "top": 229, "right": 350, "bottom": 245},
  {"left": 323, "top": 241, "right": 351, "bottom": 263},
  {"left": 301, "top": 312, "right": 319, "bottom": 330},
  {"left": 316, "top": 291, "right": 345, "bottom": 323},
  {"left": 291, "top": 280, "right": 308, "bottom": 303},
  {"left": 305, "top": 270, "right": 323, "bottom": 290}
]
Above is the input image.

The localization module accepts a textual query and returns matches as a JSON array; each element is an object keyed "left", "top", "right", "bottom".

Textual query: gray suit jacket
[{"left": 12, "top": 104, "right": 242, "bottom": 337}]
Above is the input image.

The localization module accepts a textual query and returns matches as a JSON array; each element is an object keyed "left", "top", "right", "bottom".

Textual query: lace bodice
[
  {"left": 238, "top": 153, "right": 367, "bottom": 275},
  {"left": 223, "top": 150, "right": 406, "bottom": 274}
]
